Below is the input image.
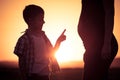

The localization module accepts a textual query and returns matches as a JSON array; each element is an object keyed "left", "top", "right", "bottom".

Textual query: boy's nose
[{"left": 43, "top": 20, "right": 45, "bottom": 24}]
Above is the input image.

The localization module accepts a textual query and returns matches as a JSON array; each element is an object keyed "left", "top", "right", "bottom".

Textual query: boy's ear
[
  {"left": 28, "top": 18, "right": 32, "bottom": 21},
  {"left": 28, "top": 18, "right": 33, "bottom": 23}
]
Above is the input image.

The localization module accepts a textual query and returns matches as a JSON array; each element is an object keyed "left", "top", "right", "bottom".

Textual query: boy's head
[{"left": 23, "top": 4, "right": 45, "bottom": 29}]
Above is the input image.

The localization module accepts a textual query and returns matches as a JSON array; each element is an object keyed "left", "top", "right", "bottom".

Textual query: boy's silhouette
[
  {"left": 14, "top": 4, "right": 66, "bottom": 80},
  {"left": 78, "top": 0, "right": 118, "bottom": 80}
]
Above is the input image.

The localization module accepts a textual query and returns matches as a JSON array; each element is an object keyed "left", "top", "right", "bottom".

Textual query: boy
[{"left": 14, "top": 4, "right": 66, "bottom": 80}]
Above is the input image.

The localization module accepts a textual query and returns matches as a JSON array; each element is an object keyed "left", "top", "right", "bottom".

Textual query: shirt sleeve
[{"left": 14, "top": 36, "right": 26, "bottom": 57}]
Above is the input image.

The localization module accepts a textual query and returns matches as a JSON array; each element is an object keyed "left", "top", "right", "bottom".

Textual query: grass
[{"left": 0, "top": 66, "right": 120, "bottom": 80}]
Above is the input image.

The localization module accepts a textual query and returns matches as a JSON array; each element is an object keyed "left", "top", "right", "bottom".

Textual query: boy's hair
[{"left": 23, "top": 4, "right": 44, "bottom": 24}]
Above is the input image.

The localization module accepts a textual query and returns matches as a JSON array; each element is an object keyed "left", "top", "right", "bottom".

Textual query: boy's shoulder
[
  {"left": 18, "top": 33, "right": 29, "bottom": 42},
  {"left": 19, "top": 33, "right": 28, "bottom": 39}
]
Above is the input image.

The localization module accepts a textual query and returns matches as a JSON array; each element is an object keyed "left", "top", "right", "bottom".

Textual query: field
[{"left": 0, "top": 66, "right": 120, "bottom": 80}]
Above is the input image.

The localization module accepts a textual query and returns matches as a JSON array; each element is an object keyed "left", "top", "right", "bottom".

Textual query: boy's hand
[
  {"left": 53, "top": 29, "right": 66, "bottom": 52},
  {"left": 57, "top": 29, "right": 66, "bottom": 43}
]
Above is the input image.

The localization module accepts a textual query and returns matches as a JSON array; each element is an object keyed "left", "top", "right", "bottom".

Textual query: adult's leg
[
  {"left": 102, "top": 34, "right": 118, "bottom": 80},
  {"left": 79, "top": 30, "right": 105, "bottom": 80}
]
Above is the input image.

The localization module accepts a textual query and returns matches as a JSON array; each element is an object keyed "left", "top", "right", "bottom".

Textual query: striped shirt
[{"left": 14, "top": 29, "right": 60, "bottom": 76}]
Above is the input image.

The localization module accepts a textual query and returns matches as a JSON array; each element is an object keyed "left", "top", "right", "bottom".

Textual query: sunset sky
[{"left": 0, "top": 0, "right": 120, "bottom": 68}]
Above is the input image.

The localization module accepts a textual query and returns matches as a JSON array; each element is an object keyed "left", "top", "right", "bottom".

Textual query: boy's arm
[{"left": 14, "top": 36, "right": 26, "bottom": 57}]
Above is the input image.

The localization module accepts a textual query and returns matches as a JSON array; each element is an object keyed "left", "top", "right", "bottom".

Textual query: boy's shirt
[
  {"left": 31, "top": 33, "right": 50, "bottom": 75},
  {"left": 14, "top": 29, "right": 60, "bottom": 76}
]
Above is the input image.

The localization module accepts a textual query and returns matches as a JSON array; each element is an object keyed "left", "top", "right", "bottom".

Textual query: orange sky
[{"left": 0, "top": 0, "right": 120, "bottom": 68}]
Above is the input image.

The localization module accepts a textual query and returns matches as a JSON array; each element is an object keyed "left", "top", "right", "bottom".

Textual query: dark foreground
[{"left": 0, "top": 67, "right": 120, "bottom": 80}]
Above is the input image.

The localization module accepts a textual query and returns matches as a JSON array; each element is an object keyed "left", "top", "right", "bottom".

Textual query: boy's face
[{"left": 30, "top": 14, "right": 45, "bottom": 30}]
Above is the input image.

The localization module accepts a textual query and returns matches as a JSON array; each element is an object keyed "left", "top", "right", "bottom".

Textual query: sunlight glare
[{"left": 55, "top": 40, "right": 85, "bottom": 63}]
